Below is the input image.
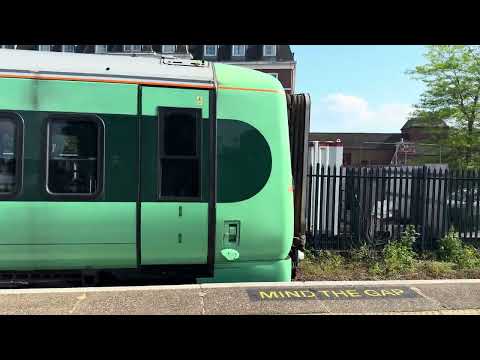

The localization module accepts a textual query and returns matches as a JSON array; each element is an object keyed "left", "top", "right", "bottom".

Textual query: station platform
[{"left": 0, "top": 279, "right": 479, "bottom": 315}]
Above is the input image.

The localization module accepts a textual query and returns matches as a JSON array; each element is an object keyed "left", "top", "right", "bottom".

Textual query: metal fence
[{"left": 306, "top": 165, "right": 480, "bottom": 250}]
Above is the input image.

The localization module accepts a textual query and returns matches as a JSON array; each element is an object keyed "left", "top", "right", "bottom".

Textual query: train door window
[
  {"left": 0, "top": 113, "right": 22, "bottom": 197},
  {"left": 158, "top": 108, "right": 201, "bottom": 200},
  {"left": 46, "top": 115, "right": 104, "bottom": 198}
]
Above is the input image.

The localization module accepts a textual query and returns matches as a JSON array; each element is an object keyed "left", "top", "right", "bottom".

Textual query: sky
[{"left": 291, "top": 45, "right": 427, "bottom": 133}]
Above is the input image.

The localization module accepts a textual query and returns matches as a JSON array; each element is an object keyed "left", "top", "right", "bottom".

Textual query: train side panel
[{"left": 0, "top": 78, "right": 138, "bottom": 270}]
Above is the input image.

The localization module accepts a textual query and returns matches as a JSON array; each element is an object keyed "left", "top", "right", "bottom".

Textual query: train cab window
[
  {"left": 158, "top": 108, "right": 201, "bottom": 199},
  {"left": 46, "top": 115, "right": 103, "bottom": 197},
  {"left": 0, "top": 113, "right": 22, "bottom": 196}
]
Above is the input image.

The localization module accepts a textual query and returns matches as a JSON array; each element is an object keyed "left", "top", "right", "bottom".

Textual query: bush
[
  {"left": 316, "top": 250, "right": 344, "bottom": 272},
  {"left": 456, "top": 245, "right": 480, "bottom": 269},
  {"left": 351, "top": 242, "right": 378, "bottom": 263},
  {"left": 438, "top": 229, "right": 480, "bottom": 269},
  {"left": 303, "top": 248, "right": 317, "bottom": 262},
  {"left": 383, "top": 225, "right": 418, "bottom": 274},
  {"left": 302, "top": 249, "right": 344, "bottom": 271},
  {"left": 438, "top": 229, "right": 463, "bottom": 261}
]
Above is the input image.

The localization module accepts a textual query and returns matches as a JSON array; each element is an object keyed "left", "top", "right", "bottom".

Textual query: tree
[{"left": 408, "top": 45, "right": 480, "bottom": 169}]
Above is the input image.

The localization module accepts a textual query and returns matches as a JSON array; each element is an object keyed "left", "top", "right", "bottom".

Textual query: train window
[
  {"left": 0, "top": 113, "right": 22, "bottom": 196},
  {"left": 46, "top": 115, "right": 103, "bottom": 197},
  {"left": 158, "top": 108, "right": 201, "bottom": 199}
]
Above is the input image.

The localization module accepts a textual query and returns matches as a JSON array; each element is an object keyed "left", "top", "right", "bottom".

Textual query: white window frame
[
  {"left": 95, "top": 45, "right": 108, "bottom": 54},
  {"left": 263, "top": 45, "right": 276, "bottom": 57},
  {"left": 162, "top": 45, "right": 176, "bottom": 54},
  {"left": 232, "top": 45, "right": 246, "bottom": 57},
  {"left": 62, "top": 45, "right": 75, "bottom": 53},
  {"left": 38, "top": 45, "right": 51, "bottom": 52},
  {"left": 204, "top": 45, "right": 218, "bottom": 57}
]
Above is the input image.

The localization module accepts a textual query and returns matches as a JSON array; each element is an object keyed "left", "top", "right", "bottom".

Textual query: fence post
[{"left": 421, "top": 166, "right": 428, "bottom": 251}]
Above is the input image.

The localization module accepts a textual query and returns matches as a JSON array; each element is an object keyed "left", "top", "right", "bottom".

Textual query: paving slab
[{"left": 0, "top": 280, "right": 479, "bottom": 315}]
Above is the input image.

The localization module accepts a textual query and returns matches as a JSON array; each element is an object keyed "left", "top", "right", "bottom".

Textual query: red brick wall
[{"left": 255, "top": 68, "right": 293, "bottom": 93}]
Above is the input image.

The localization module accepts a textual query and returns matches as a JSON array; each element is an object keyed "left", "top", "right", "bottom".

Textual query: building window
[
  {"left": 0, "top": 113, "right": 22, "bottom": 196},
  {"left": 162, "top": 45, "right": 176, "bottom": 54},
  {"left": 263, "top": 45, "right": 276, "bottom": 57},
  {"left": 95, "top": 45, "right": 108, "bottom": 54},
  {"left": 124, "top": 45, "right": 142, "bottom": 53},
  {"left": 46, "top": 115, "right": 104, "bottom": 197},
  {"left": 62, "top": 45, "right": 75, "bottom": 53},
  {"left": 204, "top": 45, "right": 217, "bottom": 57},
  {"left": 232, "top": 45, "right": 246, "bottom": 57},
  {"left": 1, "top": 45, "right": 15, "bottom": 49},
  {"left": 158, "top": 108, "right": 201, "bottom": 199},
  {"left": 39, "top": 45, "right": 51, "bottom": 52}
]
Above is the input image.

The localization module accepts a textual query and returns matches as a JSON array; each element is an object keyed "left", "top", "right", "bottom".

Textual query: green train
[{"left": 0, "top": 49, "right": 296, "bottom": 285}]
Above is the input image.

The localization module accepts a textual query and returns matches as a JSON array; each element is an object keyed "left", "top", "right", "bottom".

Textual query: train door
[{"left": 139, "top": 86, "right": 212, "bottom": 266}]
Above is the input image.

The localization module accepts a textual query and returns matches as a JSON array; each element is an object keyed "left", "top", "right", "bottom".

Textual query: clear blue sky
[{"left": 290, "top": 45, "right": 427, "bottom": 133}]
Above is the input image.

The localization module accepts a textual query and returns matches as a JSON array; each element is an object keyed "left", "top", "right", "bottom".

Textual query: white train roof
[{"left": 0, "top": 49, "right": 215, "bottom": 87}]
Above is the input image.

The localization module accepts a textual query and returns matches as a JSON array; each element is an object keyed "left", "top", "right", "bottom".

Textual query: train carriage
[{"left": 0, "top": 49, "right": 294, "bottom": 284}]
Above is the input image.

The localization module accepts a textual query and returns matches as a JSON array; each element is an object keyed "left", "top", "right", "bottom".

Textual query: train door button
[{"left": 223, "top": 221, "right": 240, "bottom": 246}]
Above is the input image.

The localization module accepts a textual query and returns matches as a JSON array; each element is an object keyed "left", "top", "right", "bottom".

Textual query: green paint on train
[{"left": 0, "top": 52, "right": 293, "bottom": 283}]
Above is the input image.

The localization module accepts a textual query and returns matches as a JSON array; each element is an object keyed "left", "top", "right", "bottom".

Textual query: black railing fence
[{"left": 306, "top": 165, "right": 480, "bottom": 250}]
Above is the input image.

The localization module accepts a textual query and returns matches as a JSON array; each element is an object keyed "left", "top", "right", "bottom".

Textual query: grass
[
  {"left": 297, "top": 227, "right": 480, "bottom": 281},
  {"left": 297, "top": 252, "right": 480, "bottom": 281}
]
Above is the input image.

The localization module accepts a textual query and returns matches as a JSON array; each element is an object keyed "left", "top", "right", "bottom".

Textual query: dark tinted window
[
  {"left": 164, "top": 112, "right": 197, "bottom": 156},
  {"left": 160, "top": 158, "right": 199, "bottom": 197},
  {"left": 217, "top": 119, "right": 272, "bottom": 203},
  {"left": 159, "top": 108, "right": 201, "bottom": 199},
  {"left": 0, "top": 117, "right": 17, "bottom": 194},
  {"left": 47, "top": 116, "right": 102, "bottom": 195}
]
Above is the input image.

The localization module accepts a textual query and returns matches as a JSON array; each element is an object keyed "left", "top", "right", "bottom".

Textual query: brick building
[
  {"left": 310, "top": 117, "right": 450, "bottom": 167},
  {"left": 1, "top": 45, "right": 296, "bottom": 94}
]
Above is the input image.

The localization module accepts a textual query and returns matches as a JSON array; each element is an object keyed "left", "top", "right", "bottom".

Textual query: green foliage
[
  {"left": 299, "top": 226, "right": 480, "bottom": 281},
  {"left": 438, "top": 228, "right": 464, "bottom": 261},
  {"left": 408, "top": 45, "right": 480, "bottom": 169},
  {"left": 303, "top": 248, "right": 316, "bottom": 261},
  {"left": 383, "top": 225, "right": 418, "bottom": 273},
  {"left": 457, "top": 245, "right": 480, "bottom": 269},
  {"left": 368, "top": 262, "right": 384, "bottom": 277},
  {"left": 314, "top": 250, "right": 344, "bottom": 273},
  {"left": 438, "top": 228, "right": 480, "bottom": 269},
  {"left": 304, "top": 249, "right": 344, "bottom": 271},
  {"left": 417, "top": 261, "right": 455, "bottom": 278},
  {"left": 351, "top": 242, "right": 375, "bottom": 263}
]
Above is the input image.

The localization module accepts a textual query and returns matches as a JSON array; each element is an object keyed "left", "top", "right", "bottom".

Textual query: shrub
[
  {"left": 302, "top": 249, "right": 344, "bottom": 272},
  {"left": 383, "top": 225, "right": 418, "bottom": 274},
  {"left": 456, "top": 245, "right": 480, "bottom": 269},
  {"left": 303, "top": 248, "right": 317, "bottom": 262},
  {"left": 351, "top": 242, "right": 378, "bottom": 263},
  {"left": 438, "top": 228, "right": 464, "bottom": 261},
  {"left": 316, "top": 250, "right": 344, "bottom": 272},
  {"left": 438, "top": 229, "right": 480, "bottom": 269}
]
